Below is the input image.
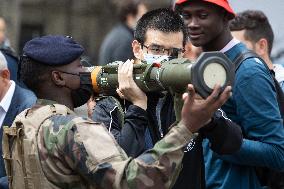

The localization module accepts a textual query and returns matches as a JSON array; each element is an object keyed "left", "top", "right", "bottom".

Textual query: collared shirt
[
  {"left": 220, "top": 38, "right": 240, "bottom": 53},
  {"left": 0, "top": 80, "right": 16, "bottom": 127}
]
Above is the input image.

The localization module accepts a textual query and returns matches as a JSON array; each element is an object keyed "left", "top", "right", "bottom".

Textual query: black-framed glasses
[{"left": 142, "top": 44, "right": 185, "bottom": 58}]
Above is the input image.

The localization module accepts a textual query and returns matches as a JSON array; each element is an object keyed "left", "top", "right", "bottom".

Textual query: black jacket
[
  {"left": 156, "top": 93, "right": 243, "bottom": 189},
  {"left": 92, "top": 96, "right": 147, "bottom": 157}
]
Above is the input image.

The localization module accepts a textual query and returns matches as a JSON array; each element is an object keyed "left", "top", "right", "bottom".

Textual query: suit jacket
[{"left": 0, "top": 84, "right": 37, "bottom": 178}]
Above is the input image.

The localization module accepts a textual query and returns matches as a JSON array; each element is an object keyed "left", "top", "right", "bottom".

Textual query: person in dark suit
[{"left": 0, "top": 51, "right": 36, "bottom": 189}]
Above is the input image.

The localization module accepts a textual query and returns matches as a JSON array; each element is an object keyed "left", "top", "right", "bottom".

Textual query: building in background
[
  {"left": 229, "top": 0, "right": 284, "bottom": 64},
  {"left": 0, "top": 0, "right": 171, "bottom": 65}
]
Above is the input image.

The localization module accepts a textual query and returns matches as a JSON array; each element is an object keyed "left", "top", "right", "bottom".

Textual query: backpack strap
[
  {"left": 3, "top": 109, "right": 34, "bottom": 189},
  {"left": 233, "top": 50, "right": 270, "bottom": 72},
  {"left": 233, "top": 50, "right": 284, "bottom": 120},
  {"left": 25, "top": 104, "right": 71, "bottom": 128},
  {"left": 272, "top": 74, "right": 284, "bottom": 120},
  {"left": 2, "top": 125, "right": 18, "bottom": 189}
]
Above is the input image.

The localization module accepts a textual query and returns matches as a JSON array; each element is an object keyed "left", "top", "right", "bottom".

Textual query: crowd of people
[{"left": 0, "top": 0, "right": 284, "bottom": 189}]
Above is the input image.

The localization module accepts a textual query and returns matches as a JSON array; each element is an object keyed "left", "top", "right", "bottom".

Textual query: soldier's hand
[
  {"left": 117, "top": 59, "right": 147, "bottom": 110},
  {"left": 181, "top": 84, "right": 231, "bottom": 133}
]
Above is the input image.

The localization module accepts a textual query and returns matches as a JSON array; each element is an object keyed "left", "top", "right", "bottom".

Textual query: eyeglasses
[{"left": 142, "top": 44, "right": 185, "bottom": 58}]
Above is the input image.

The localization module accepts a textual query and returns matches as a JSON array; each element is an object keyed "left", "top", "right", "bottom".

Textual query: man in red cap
[{"left": 175, "top": 0, "right": 284, "bottom": 189}]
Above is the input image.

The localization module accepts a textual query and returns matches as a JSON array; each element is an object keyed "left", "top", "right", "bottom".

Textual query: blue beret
[{"left": 23, "top": 35, "right": 84, "bottom": 66}]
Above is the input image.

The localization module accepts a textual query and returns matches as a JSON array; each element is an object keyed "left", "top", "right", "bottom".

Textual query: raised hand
[
  {"left": 181, "top": 84, "right": 232, "bottom": 133},
  {"left": 116, "top": 60, "right": 147, "bottom": 110}
]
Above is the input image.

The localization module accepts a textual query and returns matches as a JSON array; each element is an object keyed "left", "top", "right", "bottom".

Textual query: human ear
[
  {"left": 51, "top": 70, "right": 65, "bottom": 86},
  {"left": 0, "top": 69, "right": 10, "bottom": 80},
  {"left": 132, "top": 40, "right": 143, "bottom": 60},
  {"left": 255, "top": 38, "right": 268, "bottom": 57}
]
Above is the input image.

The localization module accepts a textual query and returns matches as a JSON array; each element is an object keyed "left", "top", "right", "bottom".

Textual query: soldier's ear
[
  {"left": 51, "top": 70, "right": 65, "bottom": 86},
  {"left": 132, "top": 40, "right": 143, "bottom": 60}
]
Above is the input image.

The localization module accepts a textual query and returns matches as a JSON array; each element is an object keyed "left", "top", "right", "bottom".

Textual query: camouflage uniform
[{"left": 3, "top": 99, "right": 195, "bottom": 189}]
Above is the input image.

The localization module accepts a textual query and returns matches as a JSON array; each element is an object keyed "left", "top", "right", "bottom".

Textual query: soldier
[{"left": 3, "top": 35, "right": 231, "bottom": 189}]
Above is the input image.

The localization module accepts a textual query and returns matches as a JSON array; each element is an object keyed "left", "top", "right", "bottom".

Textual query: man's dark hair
[
  {"left": 134, "top": 8, "right": 188, "bottom": 46},
  {"left": 116, "top": 0, "right": 143, "bottom": 23},
  {"left": 229, "top": 10, "right": 274, "bottom": 55},
  {"left": 20, "top": 56, "right": 54, "bottom": 94}
]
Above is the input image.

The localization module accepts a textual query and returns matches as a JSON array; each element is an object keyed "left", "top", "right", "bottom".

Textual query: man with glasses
[
  {"left": 91, "top": 8, "right": 242, "bottom": 188},
  {"left": 92, "top": 8, "right": 190, "bottom": 158},
  {"left": 140, "top": 43, "right": 185, "bottom": 60}
]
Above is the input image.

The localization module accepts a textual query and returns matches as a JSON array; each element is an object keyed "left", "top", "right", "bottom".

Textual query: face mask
[
  {"left": 71, "top": 72, "right": 93, "bottom": 108},
  {"left": 143, "top": 53, "right": 170, "bottom": 64},
  {"left": 58, "top": 71, "right": 93, "bottom": 108}
]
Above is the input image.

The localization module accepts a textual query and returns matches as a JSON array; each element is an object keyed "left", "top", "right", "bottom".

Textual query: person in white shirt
[
  {"left": 0, "top": 52, "right": 15, "bottom": 126},
  {"left": 0, "top": 51, "right": 36, "bottom": 189}
]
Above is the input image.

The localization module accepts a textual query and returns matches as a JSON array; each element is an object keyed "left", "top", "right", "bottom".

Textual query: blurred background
[{"left": 0, "top": 0, "right": 283, "bottom": 65}]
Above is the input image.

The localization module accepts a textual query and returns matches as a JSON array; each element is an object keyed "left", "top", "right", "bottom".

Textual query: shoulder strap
[
  {"left": 233, "top": 50, "right": 269, "bottom": 72},
  {"left": 7, "top": 104, "right": 72, "bottom": 138},
  {"left": 272, "top": 76, "right": 284, "bottom": 121},
  {"left": 234, "top": 50, "right": 284, "bottom": 121}
]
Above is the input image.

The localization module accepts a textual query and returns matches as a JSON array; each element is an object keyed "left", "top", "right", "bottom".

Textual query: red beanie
[{"left": 175, "top": 0, "right": 235, "bottom": 18}]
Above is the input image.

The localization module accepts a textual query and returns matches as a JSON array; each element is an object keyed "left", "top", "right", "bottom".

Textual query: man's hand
[
  {"left": 117, "top": 59, "right": 147, "bottom": 110},
  {"left": 181, "top": 84, "right": 232, "bottom": 133},
  {"left": 87, "top": 95, "right": 96, "bottom": 118}
]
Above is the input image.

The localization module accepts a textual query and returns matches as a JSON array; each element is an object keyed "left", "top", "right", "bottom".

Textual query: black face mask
[
  {"left": 57, "top": 71, "right": 93, "bottom": 108},
  {"left": 71, "top": 72, "right": 93, "bottom": 108}
]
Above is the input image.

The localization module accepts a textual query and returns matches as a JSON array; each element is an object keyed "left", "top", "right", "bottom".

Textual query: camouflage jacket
[{"left": 19, "top": 99, "right": 194, "bottom": 189}]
